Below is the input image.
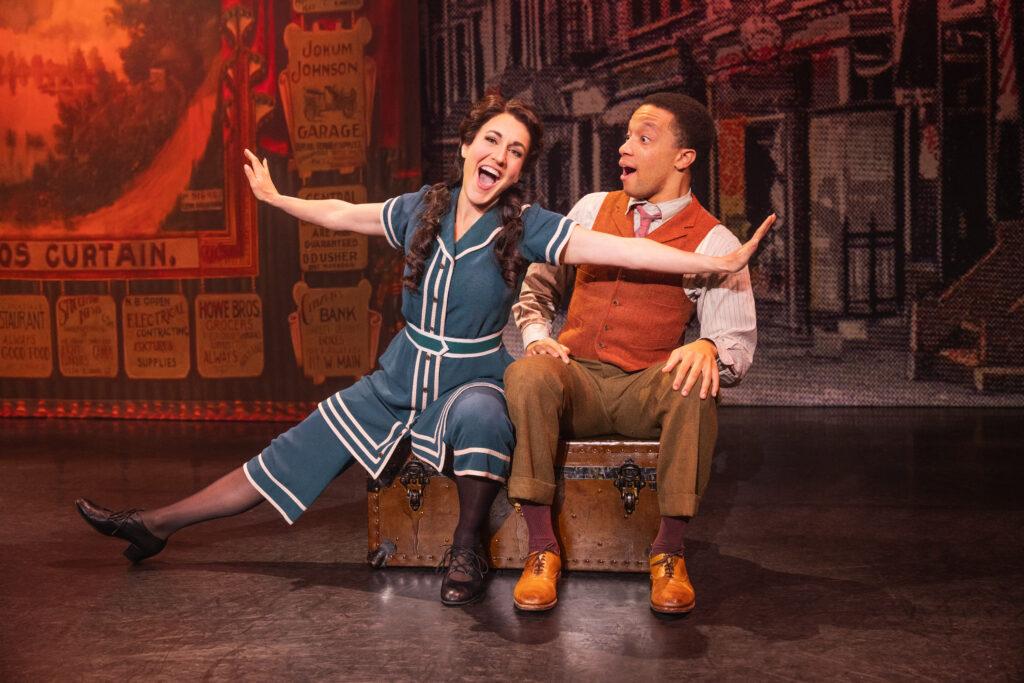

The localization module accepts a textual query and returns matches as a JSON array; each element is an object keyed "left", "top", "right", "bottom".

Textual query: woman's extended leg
[
  {"left": 75, "top": 468, "right": 262, "bottom": 563},
  {"left": 77, "top": 405, "right": 355, "bottom": 563},
  {"left": 140, "top": 467, "right": 263, "bottom": 538}
]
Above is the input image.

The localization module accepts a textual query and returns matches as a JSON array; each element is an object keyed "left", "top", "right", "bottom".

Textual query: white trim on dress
[{"left": 242, "top": 462, "right": 295, "bottom": 525}]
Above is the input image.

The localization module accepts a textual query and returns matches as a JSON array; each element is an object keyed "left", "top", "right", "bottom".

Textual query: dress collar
[{"left": 441, "top": 186, "right": 503, "bottom": 259}]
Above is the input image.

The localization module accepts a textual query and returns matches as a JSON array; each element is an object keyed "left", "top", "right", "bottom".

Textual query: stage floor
[{"left": 1, "top": 409, "right": 1022, "bottom": 680}]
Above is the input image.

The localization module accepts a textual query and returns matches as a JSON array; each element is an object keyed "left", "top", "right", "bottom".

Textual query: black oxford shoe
[
  {"left": 438, "top": 545, "right": 489, "bottom": 606},
  {"left": 75, "top": 498, "right": 166, "bottom": 563}
]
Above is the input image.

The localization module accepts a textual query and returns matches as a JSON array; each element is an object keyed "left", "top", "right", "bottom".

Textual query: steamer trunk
[{"left": 367, "top": 439, "right": 660, "bottom": 573}]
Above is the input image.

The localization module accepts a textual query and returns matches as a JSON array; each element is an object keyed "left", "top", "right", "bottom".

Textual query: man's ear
[
  {"left": 460, "top": 144, "right": 468, "bottom": 159},
  {"left": 674, "top": 148, "right": 697, "bottom": 173}
]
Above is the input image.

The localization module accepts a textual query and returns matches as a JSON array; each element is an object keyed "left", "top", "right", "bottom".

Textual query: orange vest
[{"left": 558, "top": 191, "right": 720, "bottom": 371}]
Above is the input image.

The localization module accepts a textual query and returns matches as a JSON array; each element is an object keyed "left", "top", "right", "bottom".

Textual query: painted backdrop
[
  {"left": 0, "top": 0, "right": 422, "bottom": 419},
  {"left": 423, "top": 0, "right": 1024, "bottom": 407}
]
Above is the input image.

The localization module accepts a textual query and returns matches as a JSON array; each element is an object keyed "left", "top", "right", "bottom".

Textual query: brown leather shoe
[
  {"left": 513, "top": 550, "right": 561, "bottom": 611},
  {"left": 649, "top": 552, "right": 696, "bottom": 614}
]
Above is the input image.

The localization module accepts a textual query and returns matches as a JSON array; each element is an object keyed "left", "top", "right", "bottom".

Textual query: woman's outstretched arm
[
  {"left": 243, "top": 149, "right": 385, "bottom": 236},
  {"left": 560, "top": 214, "right": 775, "bottom": 274}
]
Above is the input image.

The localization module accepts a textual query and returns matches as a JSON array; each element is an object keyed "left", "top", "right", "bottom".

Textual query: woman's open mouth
[{"left": 477, "top": 165, "right": 501, "bottom": 191}]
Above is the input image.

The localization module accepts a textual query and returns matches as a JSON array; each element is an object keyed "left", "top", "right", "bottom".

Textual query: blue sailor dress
[{"left": 243, "top": 185, "right": 574, "bottom": 524}]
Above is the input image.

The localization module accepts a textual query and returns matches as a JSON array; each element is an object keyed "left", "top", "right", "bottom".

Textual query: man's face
[{"left": 618, "top": 104, "right": 693, "bottom": 202}]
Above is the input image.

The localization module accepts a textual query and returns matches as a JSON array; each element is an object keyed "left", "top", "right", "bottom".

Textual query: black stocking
[
  {"left": 139, "top": 467, "right": 263, "bottom": 540},
  {"left": 453, "top": 474, "right": 500, "bottom": 549},
  {"left": 447, "top": 474, "right": 499, "bottom": 580}
]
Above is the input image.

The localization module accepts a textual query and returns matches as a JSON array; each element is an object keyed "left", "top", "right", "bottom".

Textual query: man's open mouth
[{"left": 620, "top": 164, "right": 637, "bottom": 178}]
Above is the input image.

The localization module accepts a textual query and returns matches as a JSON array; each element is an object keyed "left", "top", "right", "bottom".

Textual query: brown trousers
[{"left": 504, "top": 355, "right": 718, "bottom": 517}]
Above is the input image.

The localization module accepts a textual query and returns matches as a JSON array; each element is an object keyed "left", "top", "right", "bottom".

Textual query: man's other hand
[
  {"left": 662, "top": 339, "right": 719, "bottom": 399},
  {"left": 525, "top": 337, "right": 571, "bottom": 364}
]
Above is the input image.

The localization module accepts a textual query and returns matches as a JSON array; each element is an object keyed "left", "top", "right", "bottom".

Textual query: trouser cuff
[
  {"left": 508, "top": 475, "right": 556, "bottom": 505},
  {"left": 658, "top": 491, "right": 701, "bottom": 517}
]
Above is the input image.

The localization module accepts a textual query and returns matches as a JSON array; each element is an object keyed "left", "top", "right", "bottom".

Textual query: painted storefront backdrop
[
  {"left": 810, "top": 111, "right": 897, "bottom": 317},
  {"left": 0, "top": 0, "right": 421, "bottom": 419},
  {"left": 422, "top": 0, "right": 1023, "bottom": 406}
]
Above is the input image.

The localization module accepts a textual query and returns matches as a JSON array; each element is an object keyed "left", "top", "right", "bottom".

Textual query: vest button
[
  {"left": 598, "top": 342, "right": 606, "bottom": 349},
  {"left": 612, "top": 299, "right": 619, "bottom": 306},
  {"left": 603, "top": 325, "right": 610, "bottom": 331}
]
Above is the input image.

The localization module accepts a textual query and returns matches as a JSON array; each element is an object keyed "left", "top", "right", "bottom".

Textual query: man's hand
[
  {"left": 526, "top": 337, "right": 571, "bottom": 364},
  {"left": 662, "top": 339, "right": 719, "bottom": 399}
]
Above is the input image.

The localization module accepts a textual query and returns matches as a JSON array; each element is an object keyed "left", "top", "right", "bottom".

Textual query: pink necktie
[{"left": 634, "top": 203, "right": 662, "bottom": 238}]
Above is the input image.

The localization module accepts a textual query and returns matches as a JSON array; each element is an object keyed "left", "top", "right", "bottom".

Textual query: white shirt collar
[{"left": 625, "top": 192, "right": 693, "bottom": 232}]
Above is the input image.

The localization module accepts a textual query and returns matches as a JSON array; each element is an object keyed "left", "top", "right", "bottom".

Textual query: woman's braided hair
[{"left": 403, "top": 94, "right": 544, "bottom": 291}]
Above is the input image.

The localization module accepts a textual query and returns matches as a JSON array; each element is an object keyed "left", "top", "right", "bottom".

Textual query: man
[{"left": 504, "top": 92, "right": 760, "bottom": 614}]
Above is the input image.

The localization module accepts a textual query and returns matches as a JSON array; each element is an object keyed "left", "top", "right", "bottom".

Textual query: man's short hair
[{"left": 640, "top": 92, "right": 715, "bottom": 171}]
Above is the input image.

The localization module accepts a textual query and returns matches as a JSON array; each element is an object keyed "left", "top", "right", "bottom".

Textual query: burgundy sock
[
  {"left": 650, "top": 516, "right": 689, "bottom": 556},
  {"left": 520, "top": 503, "right": 559, "bottom": 554}
]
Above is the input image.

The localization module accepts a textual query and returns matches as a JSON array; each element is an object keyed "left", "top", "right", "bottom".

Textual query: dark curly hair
[{"left": 403, "top": 94, "right": 544, "bottom": 291}]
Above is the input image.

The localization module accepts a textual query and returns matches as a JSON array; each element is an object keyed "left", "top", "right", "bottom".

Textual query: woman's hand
[
  {"left": 719, "top": 213, "right": 776, "bottom": 273},
  {"left": 243, "top": 149, "right": 280, "bottom": 205}
]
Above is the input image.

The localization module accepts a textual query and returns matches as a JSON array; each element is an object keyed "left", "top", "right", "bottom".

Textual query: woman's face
[{"left": 460, "top": 112, "right": 532, "bottom": 209}]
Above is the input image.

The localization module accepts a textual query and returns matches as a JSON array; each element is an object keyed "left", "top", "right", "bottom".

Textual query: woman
[{"left": 77, "top": 94, "right": 772, "bottom": 606}]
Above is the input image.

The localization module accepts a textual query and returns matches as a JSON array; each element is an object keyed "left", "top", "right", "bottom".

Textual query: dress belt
[{"left": 404, "top": 323, "right": 503, "bottom": 357}]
